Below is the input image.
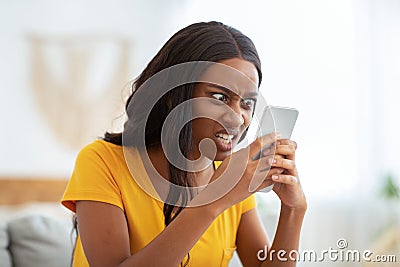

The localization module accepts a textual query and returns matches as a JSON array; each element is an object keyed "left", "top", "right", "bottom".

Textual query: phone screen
[
  {"left": 257, "top": 105, "right": 299, "bottom": 193},
  {"left": 257, "top": 105, "right": 299, "bottom": 139}
]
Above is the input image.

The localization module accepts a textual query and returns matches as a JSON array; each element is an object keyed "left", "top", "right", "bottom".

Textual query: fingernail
[
  {"left": 272, "top": 175, "right": 279, "bottom": 180},
  {"left": 263, "top": 148, "right": 270, "bottom": 156},
  {"left": 268, "top": 158, "right": 275, "bottom": 164}
]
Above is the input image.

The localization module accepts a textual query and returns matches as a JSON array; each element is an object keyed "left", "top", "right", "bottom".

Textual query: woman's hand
[
  {"left": 191, "top": 132, "right": 284, "bottom": 212},
  {"left": 267, "top": 139, "right": 307, "bottom": 211}
]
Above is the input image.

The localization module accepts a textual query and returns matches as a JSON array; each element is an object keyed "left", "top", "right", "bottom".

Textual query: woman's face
[{"left": 191, "top": 58, "right": 259, "bottom": 161}]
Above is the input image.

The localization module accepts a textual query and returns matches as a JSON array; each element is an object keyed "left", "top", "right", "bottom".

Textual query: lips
[{"left": 213, "top": 129, "right": 239, "bottom": 151}]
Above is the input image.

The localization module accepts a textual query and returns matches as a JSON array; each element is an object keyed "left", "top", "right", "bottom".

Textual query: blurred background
[{"left": 0, "top": 0, "right": 399, "bottom": 266}]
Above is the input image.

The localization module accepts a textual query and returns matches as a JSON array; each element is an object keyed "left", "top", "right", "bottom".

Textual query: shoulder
[
  {"left": 62, "top": 140, "right": 127, "bottom": 212},
  {"left": 76, "top": 139, "right": 125, "bottom": 166},
  {"left": 78, "top": 139, "right": 123, "bottom": 156},
  {"left": 227, "top": 194, "right": 257, "bottom": 216},
  {"left": 71, "top": 139, "right": 128, "bottom": 187},
  {"left": 240, "top": 194, "right": 257, "bottom": 214}
]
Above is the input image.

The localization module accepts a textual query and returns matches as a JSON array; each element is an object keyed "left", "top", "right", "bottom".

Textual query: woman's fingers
[
  {"left": 255, "top": 156, "right": 272, "bottom": 172},
  {"left": 255, "top": 154, "right": 284, "bottom": 171},
  {"left": 269, "top": 167, "right": 285, "bottom": 175},
  {"left": 270, "top": 156, "right": 298, "bottom": 177},
  {"left": 276, "top": 139, "right": 297, "bottom": 160},
  {"left": 261, "top": 139, "right": 297, "bottom": 157},
  {"left": 271, "top": 174, "right": 299, "bottom": 186},
  {"left": 248, "top": 159, "right": 284, "bottom": 192},
  {"left": 277, "top": 139, "right": 297, "bottom": 149},
  {"left": 248, "top": 155, "right": 285, "bottom": 192},
  {"left": 255, "top": 172, "right": 295, "bottom": 192},
  {"left": 249, "top": 132, "right": 280, "bottom": 159},
  {"left": 270, "top": 157, "right": 295, "bottom": 170}
]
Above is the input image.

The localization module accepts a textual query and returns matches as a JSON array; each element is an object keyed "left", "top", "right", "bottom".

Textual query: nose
[{"left": 220, "top": 103, "right": 246, "bottom": 128}]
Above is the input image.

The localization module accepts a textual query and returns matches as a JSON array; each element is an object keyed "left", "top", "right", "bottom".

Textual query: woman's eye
[
  {"left": 212, "top": 93, "right": 228, "bottom": 102},
  {"left": 242, "top": 99, "right": 256, "bottom": 109}
]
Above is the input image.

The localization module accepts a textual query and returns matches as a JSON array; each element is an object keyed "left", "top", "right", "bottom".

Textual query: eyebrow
[{"left": 206, "top": 83, "right": 258, "bottom": 98}]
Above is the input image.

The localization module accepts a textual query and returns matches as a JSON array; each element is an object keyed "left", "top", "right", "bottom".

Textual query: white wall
[{"left": 0, "top": 0, "right": 185, "bottom": 177}]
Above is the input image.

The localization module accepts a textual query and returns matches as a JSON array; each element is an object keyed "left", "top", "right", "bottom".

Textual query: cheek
[
  {"left": 191, "top": 118, "right": 214, "bottom": 137},
  {"left": 243, "top": 111, "right": 253, "bottom": 128}
]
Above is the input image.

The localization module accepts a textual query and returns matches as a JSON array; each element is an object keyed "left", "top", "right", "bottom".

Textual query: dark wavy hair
[{"left": 104, "top": 21, "right": 262, "bottom": 266}]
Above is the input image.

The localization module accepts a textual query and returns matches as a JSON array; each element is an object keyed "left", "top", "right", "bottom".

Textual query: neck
[{"left": 147, "top": 145, "right": 215, "bottom": 187}]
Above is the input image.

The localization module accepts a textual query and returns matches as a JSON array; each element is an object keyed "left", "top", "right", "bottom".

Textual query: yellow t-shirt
[{"left": 62, "top": 140, "right": 256, "bottom": 267}]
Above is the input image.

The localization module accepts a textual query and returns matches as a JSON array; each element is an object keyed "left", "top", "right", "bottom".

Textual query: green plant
[{"left": 380, "top": 174, "right": 400, "bottom": 201}]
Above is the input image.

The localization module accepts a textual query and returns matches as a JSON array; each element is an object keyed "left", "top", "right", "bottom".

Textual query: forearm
[
  {"left": 119, "top": 203, "right": 222, "bottom": 267},
  {"left": 261, "top": 205, "right": 306, "bottom": 267}
]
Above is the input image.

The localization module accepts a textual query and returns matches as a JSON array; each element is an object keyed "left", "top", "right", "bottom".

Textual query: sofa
[{"left": 0, "top": 207, "right": 75, "bottom": 267}]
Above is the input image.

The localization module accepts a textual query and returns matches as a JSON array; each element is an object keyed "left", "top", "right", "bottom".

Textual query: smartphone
[{"left": 256, "top": 105, "right": 299, "bottom": 192}]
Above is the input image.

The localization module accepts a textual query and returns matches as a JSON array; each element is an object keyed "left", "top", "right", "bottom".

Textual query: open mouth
[{"left": 215, "top": 132, "right": 235, "bottom": 144}]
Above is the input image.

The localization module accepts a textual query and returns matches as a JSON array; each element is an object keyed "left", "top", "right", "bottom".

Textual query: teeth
[
  {"left": 217, "top": 136, "right": 230, "bottom": 144},
  {"left": 216, "top": 133, "right": 234, "bottom": 143}
]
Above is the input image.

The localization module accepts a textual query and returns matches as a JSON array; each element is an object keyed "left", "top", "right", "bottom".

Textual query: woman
[{"left": 62, "top": 21, "right": 307, "bottom": 267}]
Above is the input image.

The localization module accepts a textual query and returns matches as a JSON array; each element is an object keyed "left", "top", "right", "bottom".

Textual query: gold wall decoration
[{"left": 27, "top": 34, "right": 132, "bottom": 150}]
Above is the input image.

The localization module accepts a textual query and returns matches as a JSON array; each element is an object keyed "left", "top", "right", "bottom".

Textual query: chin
[{"left": 214, "top": 150, "right": 233, "bottom": 161}]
